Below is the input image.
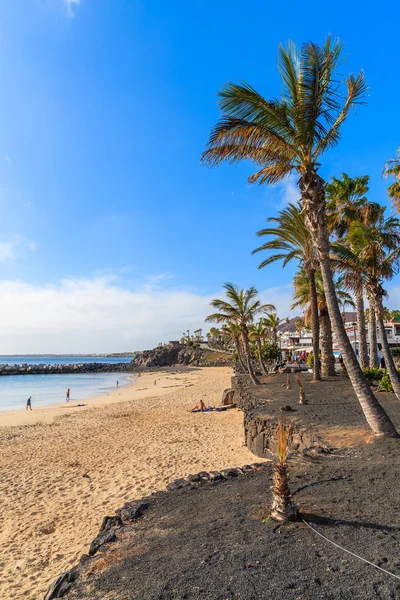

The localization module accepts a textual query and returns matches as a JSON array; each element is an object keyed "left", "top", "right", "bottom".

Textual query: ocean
[{"left": 0, "top": 355, "right": 134, "bottom": 411}]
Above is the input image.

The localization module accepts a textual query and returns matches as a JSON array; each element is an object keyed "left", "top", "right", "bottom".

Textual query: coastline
[
  {"left": 0, "top": 366, "right": 259, "bottom": 600},
  {"left": 0, "top": 369, "right": 189, "bottom": 427}
]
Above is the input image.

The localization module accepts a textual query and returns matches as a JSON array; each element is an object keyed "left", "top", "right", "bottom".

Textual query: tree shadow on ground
[{"left": 301, "top": 511, "right": 400, "bottom": 533}]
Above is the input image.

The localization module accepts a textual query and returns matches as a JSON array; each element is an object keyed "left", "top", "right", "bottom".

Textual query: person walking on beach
[
  {"left": 26, "top": 396, "right": 32, "bottom": 411},
  {"left": 154, "top": 379, "right": 157, "bottom": 386},
  {"left": 66, "top": 388, "right": 70, "bottom": 402},
  {"left": 116, "top": 380, "right": 119, "bottom": 387}
]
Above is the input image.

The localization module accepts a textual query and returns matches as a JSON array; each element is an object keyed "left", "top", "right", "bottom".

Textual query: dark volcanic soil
[{"left": 54, "top": 376, "right": 400, "bottom": 600}]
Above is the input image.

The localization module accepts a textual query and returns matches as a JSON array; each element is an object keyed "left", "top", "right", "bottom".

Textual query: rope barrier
[{"left": 300, "top": 514, "right": 400, "bottom": 582}]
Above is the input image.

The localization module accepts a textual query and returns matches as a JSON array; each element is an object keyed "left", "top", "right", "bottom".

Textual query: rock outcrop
[{"left": 131, "top": 343, "right": 232, "bottom": 368}]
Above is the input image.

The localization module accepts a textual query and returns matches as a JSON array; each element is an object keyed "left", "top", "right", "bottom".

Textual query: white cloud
[
  {"left": 3, "top": 157, "right": 12, "bottom": 168},
  {"left": 63, "top": 0, "right": 80, "bottom": 18},
  {"left": 265, "top": 175, "right": 299, "bottom": 209},
  {"left": 0, "top": 234, "right": 37, "bottom": 263},
  {"left": 0, "top": 277, "right": 297, "bottom": 354}
]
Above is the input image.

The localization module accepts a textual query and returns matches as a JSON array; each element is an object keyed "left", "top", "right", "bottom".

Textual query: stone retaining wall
[{"left": 230, "top": 373, "right": 323, "bottom": 459}]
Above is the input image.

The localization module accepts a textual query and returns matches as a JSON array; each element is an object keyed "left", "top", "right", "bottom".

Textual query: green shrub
[
  {"left": 307, "top": 352, "right": 321, "bottom": 368},
  {"left": 262, "top": 342, "right": 281, "bottom": 360},
  {"left": 362, "top": 367, "right": 384, "bottom": 381},
  {"left": 390, "top": 347, "right": 400, "bottom": 357},
  {"left": 377, "top": 374, "right": 394, "bottom": 393}
]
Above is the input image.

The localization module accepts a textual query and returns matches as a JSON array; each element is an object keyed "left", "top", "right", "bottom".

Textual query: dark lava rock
[
  {"left": 281, "top": 405, "right": 294, "bottom": 412},
  {"left": 117, "top": 500, "right": 149, "bottom": 523},
  {"left": 99, "top": 515, "right": 123, "bottom": 533},
  {"left": 221, "top": 388, "right": 236, "bottom": 406},
  {"left": 187, "top": 473, "right": 202, "bottom": 483},
  {"left": 220, "top": 468, "right": 239, "bottom": 478},
  {"left": 166, "top": 478, "right": 193, "bottom": 491},
  {"left": 89, "top": 530, "right": 117, "bottom": 557},
  {"left": 208, "top": 471, "right": 222, "bottom": 481},
  {"left": 43, "top": 567, "right": 78, "bottom": 599}
]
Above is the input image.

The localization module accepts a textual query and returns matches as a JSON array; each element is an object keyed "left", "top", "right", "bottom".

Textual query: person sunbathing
[{"left": 189, "top": 399, "right": 214, "bottom": 412}]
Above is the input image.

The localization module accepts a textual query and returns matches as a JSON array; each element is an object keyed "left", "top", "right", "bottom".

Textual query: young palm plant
[
  {"left": 270, "top": 420, "right": 297, "bottom": 522},
  {"left": 206, "top": 284, "right": 275, "bottom": 385},
  {"left": 334, "top": 213, "right": 400, "bottom": 400},
  {"left": 201, "top": 38, "right": 398, "bottom": 436},
  {"left": 253, "top": 203, "right": 321, "bottom": 381}
]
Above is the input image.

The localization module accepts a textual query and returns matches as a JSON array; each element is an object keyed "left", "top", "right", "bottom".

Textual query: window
[{"left": 385, "top": 328, "right": 392, "bottom": 337}]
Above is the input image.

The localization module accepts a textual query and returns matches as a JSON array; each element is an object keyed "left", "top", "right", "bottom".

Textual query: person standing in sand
[
  {"left": 26, "top": 396, "right": 32, "bottom": 410},
  {"left": 66, "top": 388, "right": 70, "bottom": 402}
]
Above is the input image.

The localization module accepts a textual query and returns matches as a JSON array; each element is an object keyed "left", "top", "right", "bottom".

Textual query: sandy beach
[{"left": 0, "top": 367, "right": 259, "bottom": 600}]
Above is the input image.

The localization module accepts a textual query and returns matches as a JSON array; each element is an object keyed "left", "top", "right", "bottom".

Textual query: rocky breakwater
[{"left": 0, "top": 362, "right": 134, "bottom": 376}]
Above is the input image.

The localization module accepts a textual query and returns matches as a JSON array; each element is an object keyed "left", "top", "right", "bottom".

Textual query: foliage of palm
[
  {"left": 252, "top": 203, "right": 321, "bottom": 381},
  {"left": 220, "top": 322, "right": 247, "bottom": 371},
  {"left": 334, "top": 213, "right": 400, "bottom": 399},
  {"left": 383, "top": 148, "right": 400, "bottom": 212},
  {"left": 249, "top": 319, "right": 270, "bottom": 375},
  {"left": 262, "top": 313, "right": 286, "bottom": 344},
  {"left": 205, "top": 284, "right": 275, "bottom": 385},
  {"left": 327, "top": 173, "right": 383, "bottom": 369},
  {"left": 292, "top": 268, "right": 354, "bottom": 376},
  {"left": 202, "top": 38, "right": 398, "bottom": 436}
]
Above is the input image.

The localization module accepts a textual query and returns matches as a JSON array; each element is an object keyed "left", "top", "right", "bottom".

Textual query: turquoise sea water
[{"left": 0, "top": 356, "right": 134, "bottom": 411}]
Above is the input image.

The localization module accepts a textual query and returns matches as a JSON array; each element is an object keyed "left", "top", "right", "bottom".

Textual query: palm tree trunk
[
  {"left": 368, "top": 297, "right": 379, "bottom": 368},
  {"left": 241, "top": 328, "right": 260, "bottom": 385},
  {"left": 372, "top": 291, "right": 400, "bottom": 399},
  {"left": 308, "top": 269, "right": 321, "bottom": 381},
  {"left": 355, "top": 283, "right": 369, "bottom": 369},
  {"left": 257, "top": 338, "right": 269, "bottom": 376},
  {"left": 234, "top": 337, "right": 247, "bottom": 373},
  {"left": 300, "top": 170, "right": 398, "bottom": 437},
  {"left": 320, "top": 307, "right": 336, "bottom": 377}
]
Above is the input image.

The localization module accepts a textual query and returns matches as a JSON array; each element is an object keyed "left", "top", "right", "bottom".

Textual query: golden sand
[{"left": 0, "top": 367, "right": 259, "bottom": 600}]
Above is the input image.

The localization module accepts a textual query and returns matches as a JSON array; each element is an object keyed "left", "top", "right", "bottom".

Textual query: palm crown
[
  {"left": 201, "top": 38, "right": 367, "bottom": 183},
  {"left": 206, "top": 283, "right": 275, "bottom": 330},
  {"left": 252, "top": 202, "right": 317, "bottom": 272}
]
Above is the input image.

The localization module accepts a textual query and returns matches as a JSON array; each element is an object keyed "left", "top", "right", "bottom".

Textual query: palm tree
[
  {"left": 334, "top": 214, "right": 400, "bottom": 399},
  {"left": 249, "top": 319, "right": 270, "bottom": 375},
  {"left": 201, "top": 38, "right": 398, "bottom": 436},
  {"left": 221, "top": 322, "right": 247, "bottom": 371},
  {"left": 326, "top": 174, "right": 380, "bottom": 369},
  {"left": 252, "top": 203, "right": 321, "bottom": 381},
  {"left": 206, "top": 284, "right": 275, "bottom": 385},
  {"left": 263, "top": 313, "right": 286, "bottom": 344},
  {"left": 292, "top": 268, "right": 353, "bottom": 377},
  {"left": 383, "top": 148, "right": 400, "bottom": 212}
]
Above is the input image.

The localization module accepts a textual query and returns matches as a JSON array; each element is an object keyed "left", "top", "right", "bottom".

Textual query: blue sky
[{"left": 0, "top": 0, "right": 399, "bottom": 352}]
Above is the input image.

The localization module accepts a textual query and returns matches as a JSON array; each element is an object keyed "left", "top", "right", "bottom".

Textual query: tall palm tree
[
  {"left": 263, "top": 313, "right": 286, "bottom": 344},
  {"left": 326, "top": 174, "right": 380, "bottom": 369},
  {"left": 383, "top": 148, "right": 400, "bottom": 212},
  {"left": 249, "top": 319, "right": 270, "bottom": 375},
  {"left": 221, "top": 322, "right": 247, "bottom": 371},
  {"left": 206, "top": 284, "right": 275, "bottom": 385},
  {"left": 201, "top": 38, "right": 398, "bottom": 436},
  {"left": 292, "top": 268, "right": 354, "bottom": 377},
  {"left": 252, "top": 203, "right": 321, "bottom": 381},
  {"left": 334, "top": 215, "right": 400, "bottom": 399}
]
